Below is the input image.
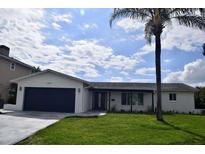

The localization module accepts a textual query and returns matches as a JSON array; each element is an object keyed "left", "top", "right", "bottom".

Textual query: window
[
  {"left": 121, "top": 93, "right": 131, "bottom": 105},
  {"left": 121, "top": 93, "right": 144, "bottom": 105},
  {"left": 138, "top": 93, "right": 144, "bottom": 105},
  {"left": 169, "top": 93, "right": 176, "bottom": 101},
  {"left": 132, "top": 93, "right": 144, "bottom": 105},
  {"left": 10, "top": 62, "right": 16, "bottom": 71},
  {"left": 132, "top": 93, "right": 138, "bottom": 105}
]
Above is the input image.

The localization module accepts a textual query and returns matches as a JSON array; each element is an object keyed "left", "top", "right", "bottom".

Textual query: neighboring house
[
  {"left": 4, "top": 69, "right": 198, "bottom": 114},
  {"left": 0, "top": 45, "right": 35, "bottom": 104}
]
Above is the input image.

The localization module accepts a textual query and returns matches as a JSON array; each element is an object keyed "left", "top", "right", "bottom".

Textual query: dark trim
[
  {"left": 152, "top": 91, "right": 154, "bottom": 112},
  {"left": 105, "top": 92, "right": 107, "bottom": 110},
  {"left": 91, "top": 92, "right": 94, "bottom": 110},
  {"left": 108, "top": 91, "right": 111, "bottom": 112},
  {"left": 22, "top": 87, "right": 26, "bottom": 111},
  {"left": 130, "top": 92, "right": 133, "bottom": 112},
  {"left": 89, "top": 88, "right": 153, "bottom": 93}
]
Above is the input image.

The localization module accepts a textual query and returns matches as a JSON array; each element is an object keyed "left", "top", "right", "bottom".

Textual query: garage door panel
[{"left": 24, "top": 87, "right": 75, "bottom": 113}]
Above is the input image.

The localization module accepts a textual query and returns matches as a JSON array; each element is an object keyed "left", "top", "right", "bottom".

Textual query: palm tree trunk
[{"left": 155, "top": 33, "right": 163, "bottom": 121}]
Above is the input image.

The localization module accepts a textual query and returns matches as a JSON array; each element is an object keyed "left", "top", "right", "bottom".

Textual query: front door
[{"left": 93, "top": 92, "right": 107, "bottom": 110}]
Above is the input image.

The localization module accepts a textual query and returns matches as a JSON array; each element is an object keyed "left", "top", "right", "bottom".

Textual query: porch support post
[
  {"left": 91, "top": 91, "right": 94, "bottom": 110},
  {"left": 152, "top": 91, "right": 154, "bottom": 112},
  {"left": 108, "top": 91, "right": 111, "bottom": 112},
  {"left": 130, "top": 92, "right": 133, "bottom": 112}
]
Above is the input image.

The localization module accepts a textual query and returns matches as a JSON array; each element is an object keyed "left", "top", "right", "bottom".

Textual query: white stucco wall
[
  {"left": 104, "top": 91, "right": 195, "bottom": 113},
  {"left": 4, "top": 72, "right": 86, "bottom": 113},
  {"left": 108, "top": 92, "right": 153, "bottom": 112},
  {"left": 153, "top": 91, "right": 195, "bottom": 113},
  {"left": 4, "top": 71, "right": 196, "bottom": 114},
  {"left": 82, "top": 87, "right": 92, "bottom": 112}
]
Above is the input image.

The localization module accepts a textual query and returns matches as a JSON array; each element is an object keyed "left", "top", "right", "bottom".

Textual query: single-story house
[{"left": 4, "top": 69, "right": 197, "bottom": 114}]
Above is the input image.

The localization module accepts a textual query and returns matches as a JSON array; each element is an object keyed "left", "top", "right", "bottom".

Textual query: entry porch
[{"left": 89, "top": 89, "right": 154, "bottom": 112}]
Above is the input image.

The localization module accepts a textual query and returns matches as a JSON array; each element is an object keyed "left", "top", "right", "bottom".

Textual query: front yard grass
[{"left": 19, "top": 113, "right": 205, "bottom": 145}]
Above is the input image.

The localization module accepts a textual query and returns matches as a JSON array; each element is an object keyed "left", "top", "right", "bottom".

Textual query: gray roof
[
  {"left": 10, "top": 66, "right": 196, "bottom": 92},
  {"left": 89, "top": 82, "right": 197, "bottom": 92},
  {"left": 0, "top": 54, "right": 35, "bottom": 70}
]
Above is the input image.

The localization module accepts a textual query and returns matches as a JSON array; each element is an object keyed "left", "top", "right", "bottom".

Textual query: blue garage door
[{"left": 23, "top": 87, "right": 75, "bottom": 113}]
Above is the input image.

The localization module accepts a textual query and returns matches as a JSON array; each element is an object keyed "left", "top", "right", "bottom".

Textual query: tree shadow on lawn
[{"left": 161, "top": 120, "right": 205, "bottom": 144}]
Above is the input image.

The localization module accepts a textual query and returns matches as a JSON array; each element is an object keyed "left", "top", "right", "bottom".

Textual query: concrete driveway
[{"left": 0, "top": 111, "right": 70, "bottom": 145}]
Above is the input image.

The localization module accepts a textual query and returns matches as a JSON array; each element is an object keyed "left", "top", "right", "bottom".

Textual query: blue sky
[{"left": 0, "top": 8, "right": 205, "bottom": 86}]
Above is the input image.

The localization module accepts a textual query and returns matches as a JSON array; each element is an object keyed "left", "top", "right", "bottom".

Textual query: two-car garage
[
  {"left": 23, "top": 87, "right": 75, "bottom": 113},
  {"left": 5, "top": 69, "right": 90, "bottom": 113}
]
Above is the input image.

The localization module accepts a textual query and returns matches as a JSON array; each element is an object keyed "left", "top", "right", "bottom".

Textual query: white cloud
[
  {"left": 52, "top": 13, "right": 72, "bottom": 23},
  {"left": 51, "top": 22, "right": 62, "bottom": 30},
  {"left": 136, "top": 67, "right": 155, "bottom": 76},
  {"left": 0, "top": 8, "right": 59, "bottom": 67},
  {"left": 139, "top": 21, "right": 205, "bottom": 55},
  {"left": 130, "top": 78, "right": 154, "bottom": 83},
  {"left": 102, "top": 55, "right": 139, "bottom": 71},
  {"left": 65, "top": 40, "right": 113, "bottom": 62},
  {"left": 109, "top": 77, "right": 123, "bottom": 82},
  {"left": 59, "top": 35, "right": 72, "bottom": 43},
  {"left": 116, "top": 18, "right": 144, "bottom": 32},
  {"left": 80, "top": 23, "right": 98, "bottom": 30},
  {"left": 120, "top": 71, "right": 129, "bottom": 76},
  {"left": 80, "top": 9, "right": 85, "bottom": 16},
  {"left": 134, "top": 44, "right": 154, "bottom": 57},
  {"left": 133, "top": 34, "right": 144, "bottom": 41},
  {"left": 136, "top": 67, "right": 170, "bottom": 76},
  {"left": 140, "top": 44, "right": 155, "bottom": 53},
  {"left": 0, "top": 9, "right": 97, "bottom": 78},
  {"left": 164, "top": 59, "right": 172, "bottom": 63},
  {"left": 134, "top": 50, "right": 152, "bottom": 57},
  {"left": 0, "top": 9, "right": 141, "bottom": 79},
  {"left": 65, "top": 40, "right": 140, "bottom": 76},
  {"left": 161, "top": 21, "right": 205, "bottom": 52},
  {"left": 163, "top": 58, "right": 205, "bottom": 86}
]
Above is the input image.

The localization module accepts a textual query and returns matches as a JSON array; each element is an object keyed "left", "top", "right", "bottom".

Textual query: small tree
[
  {"left": 195, "top": 87, "right": 205, "bottom": 109},
  {"left": 32, "top": 66, "right": 41, "bottom": 73}
]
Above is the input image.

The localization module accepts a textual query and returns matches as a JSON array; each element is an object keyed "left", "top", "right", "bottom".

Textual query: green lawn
[{"left": 19, "top": 113, "right": 205, "bottom": 145}]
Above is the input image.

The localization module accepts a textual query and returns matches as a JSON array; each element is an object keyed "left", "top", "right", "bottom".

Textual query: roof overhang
[
  {"left": 89, "top": 88, "right": 154, "bottom": 92},
  {"left": 0, "top": 54, "right": 34, "bottom": 70}
]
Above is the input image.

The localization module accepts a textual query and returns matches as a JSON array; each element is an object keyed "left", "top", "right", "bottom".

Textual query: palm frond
[
  {"left": 203, "top": 43, "right": 205, "bottom": 56},
  {"left": 174, "top": 15, "right": 205, "bottom": 30},
  {"left": 160, "top": 9, "right": 172, "bottom": 25},
  {"left": 169, "top": 8, "right": 199, "bottom": 16},
  {"left": 110, "top": 8, "right": 151, "bottom": 27},
  {"left": 144, "top": 19, "right": 154, "bottom": 44},
  {"left": 199, "top": 8, "right": 205, "bottom": 17}
]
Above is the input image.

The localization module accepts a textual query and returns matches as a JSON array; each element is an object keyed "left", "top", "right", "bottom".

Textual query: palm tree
[{"left": 110, "top": 8, "right": 205, "bottom": 121}]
